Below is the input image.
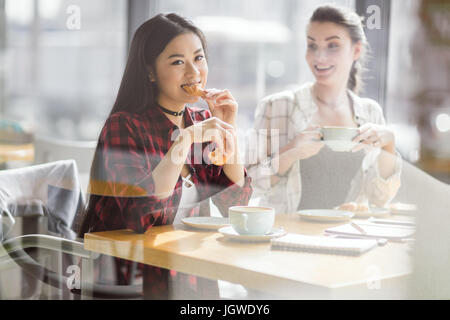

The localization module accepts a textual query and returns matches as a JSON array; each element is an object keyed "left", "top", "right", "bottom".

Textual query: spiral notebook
[{"left": 271, "top": 233, "right": 378, "bottom": 256}]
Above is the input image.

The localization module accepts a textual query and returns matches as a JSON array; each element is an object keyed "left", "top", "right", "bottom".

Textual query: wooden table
[
  {"left": 0, "top": 143, "right": 34, "bottom": 163},
  {"left": 84, "top": 214, "right": 413, "bottom": 299}
]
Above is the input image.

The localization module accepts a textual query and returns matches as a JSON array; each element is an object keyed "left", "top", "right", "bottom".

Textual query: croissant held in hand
[
  {"left": 182, "top": 83, "right": 206, "bottom": 97},
  {"left": 208, "top": 149, "right": 230, "bottom": 166}
]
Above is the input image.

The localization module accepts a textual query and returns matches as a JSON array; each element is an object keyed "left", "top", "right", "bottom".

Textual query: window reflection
[{"left": 2, "top": 0, "right": 127, "bottom": 140}]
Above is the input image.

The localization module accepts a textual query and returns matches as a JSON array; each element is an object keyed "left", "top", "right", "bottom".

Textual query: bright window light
[
  {"left": 435, "top": 113, "right": 450, "bottom": 133},
  {"left": 39, "top": 0, "right": 62, "bottom": 20},
  {"left": 6, "top": 0, "right": 34, "bottom": 25},
  {"left": 267, "top": 60, "right": 285, "bottom": 78}
]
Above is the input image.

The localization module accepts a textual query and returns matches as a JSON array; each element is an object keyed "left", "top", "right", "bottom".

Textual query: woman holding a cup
[{"left": 247, "top": 4, "right": 401, "bottom": 213}]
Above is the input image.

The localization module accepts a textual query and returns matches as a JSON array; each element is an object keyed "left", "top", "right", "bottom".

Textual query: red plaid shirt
[{"left": 84, "top": 104, "right": 252, "bottom": 295}]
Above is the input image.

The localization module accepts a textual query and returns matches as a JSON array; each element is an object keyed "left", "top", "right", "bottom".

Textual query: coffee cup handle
[{"left": 242, "top": 213, "right": 248, "bottom": 233}]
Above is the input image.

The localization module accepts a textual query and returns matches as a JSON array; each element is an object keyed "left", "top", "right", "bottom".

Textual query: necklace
[
  {"left": 313, "top": 88, "right": 348, "bottom": 109},
  {"left": 158, "top": 104, "right": 185, "bottom": 117},
  {"left": 314, "top": 93, "right": 330, "bottom": 105},
  {"left": 313, "top": 87, "right": 359, "bottom": 126}
]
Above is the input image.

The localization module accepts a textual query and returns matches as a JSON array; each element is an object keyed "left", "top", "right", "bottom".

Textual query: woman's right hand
[
  {"left": 182, "top": 116, "right": 236, "bottom": 163},
  {"left": 269, "top": 126, "right": 323, "bottom": 184},
  {"left": 286, "top": 126, "right": 324, "bottom": 161}
]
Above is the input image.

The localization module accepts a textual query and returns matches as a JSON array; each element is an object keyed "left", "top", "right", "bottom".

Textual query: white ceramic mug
[
  {"left": 228, "top": 206, "right": 275, "bottom": 236},
  {"left": 321, "top": 126, "right": 359, "bottom": 152}
]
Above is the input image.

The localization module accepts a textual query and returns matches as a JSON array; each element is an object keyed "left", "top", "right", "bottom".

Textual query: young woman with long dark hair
[{"left": 79, "top": 13, "right": 252, "bottom": 299}]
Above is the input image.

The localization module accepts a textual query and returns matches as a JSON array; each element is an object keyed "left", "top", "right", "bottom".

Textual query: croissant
[
  {"left": 182, "top": 83, "right": 206, "bottom": 97},
  {"left": 337, "top": 202, "right": 369, "bottom": 213},
  {"left": 208, "top": 150, "right": 229, "bottom": 166}
]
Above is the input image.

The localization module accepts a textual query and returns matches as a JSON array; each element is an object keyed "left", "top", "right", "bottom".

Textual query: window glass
[{"left": 2, "top": 0, "right": 127, "bottom": 140}]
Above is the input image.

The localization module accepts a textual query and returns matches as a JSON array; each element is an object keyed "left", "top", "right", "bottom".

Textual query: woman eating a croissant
[{"left": 80, "top": 13, "right": 252, "bottom": 299}]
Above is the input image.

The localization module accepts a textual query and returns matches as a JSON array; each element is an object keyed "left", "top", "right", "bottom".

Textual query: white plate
[
  {"left": 297, "top": 209, "right": 354, "bottom": 222},
  {"left": 388, "top": 203, "right": 417, "bottom": 215},
  {"left": 218, "top": 226, "right": 286, "bottom": 242},
  {"left": 352, "top": 207, "right": 391, "bottom": 218},
  {"left": 182, "top": 217, "right": 230, "bottom": 230}
]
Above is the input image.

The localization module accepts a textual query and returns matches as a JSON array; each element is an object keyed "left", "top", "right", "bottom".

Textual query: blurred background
[{"left": 0, "top": 0, "right": 448, "bottom": 183}]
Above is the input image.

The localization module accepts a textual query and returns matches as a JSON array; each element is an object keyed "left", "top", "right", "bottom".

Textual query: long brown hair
[{"left": 309, "top": 4, "right": 368, "bottom": 94}]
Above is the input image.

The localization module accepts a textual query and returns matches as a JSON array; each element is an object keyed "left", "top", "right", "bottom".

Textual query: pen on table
[
  {"left": 368, "top": 217, "right": 416, "bottom": 227},
  {"left": 328, "top": 234, "right": 388, "bottom": 246},
  {"left": 350, "top": 222, "right": 367, "bottom": 235},
  {"left": 391, "top": 238, "right": 415, "bottom": 243}
]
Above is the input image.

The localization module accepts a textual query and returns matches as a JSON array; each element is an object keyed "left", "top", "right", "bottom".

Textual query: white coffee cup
[
  {"left": 229, "top": 206, "right": 275, "bottom": 236},
  {"left": 321, "top": 126, "right": 359, "bottom": 152}
]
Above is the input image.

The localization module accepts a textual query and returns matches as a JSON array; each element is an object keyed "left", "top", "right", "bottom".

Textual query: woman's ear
[
  {"left": 147, "top": 66, "right": 156, "bottom": 82},
  {"left": 353, "top": 41, "right": 362, "bottom": 61}
]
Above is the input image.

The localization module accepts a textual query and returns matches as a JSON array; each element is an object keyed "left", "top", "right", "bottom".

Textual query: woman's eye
[
  {"left": 307, "top": 43, "right": 317, "bottom": 50},
  {"left": 195, "top": 55, "right": 204, "bottom": 61},
  {"left": 328, "top": 43, "right": 339, "bottom": 49},
  {"left": 171, "top": 60, "right": 184, "bottom": 65}
]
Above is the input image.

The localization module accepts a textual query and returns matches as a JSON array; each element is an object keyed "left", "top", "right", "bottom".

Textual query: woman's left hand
[
  {"left": 352, "top": 123, "right": 395, "bottom": 153},
  {"left": 203, "top": 89, "right": 238, "bottom": 127}
]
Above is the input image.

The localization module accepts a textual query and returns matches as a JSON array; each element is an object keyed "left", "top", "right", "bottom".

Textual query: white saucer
[
  {"left": 182, "top": 217, "right": 230, "bottom": 230},
  {"left": 388, "top": 203, "right": 417, "bottom": 215},
  {"left": 218, "top": 226, "right": 286, "bottom": 242},
  {"left": 352, "top": 207, "right": 390, "bottom": 218},
  {"left": 297, "top": 209, "right": 354, "bottom": 222}
]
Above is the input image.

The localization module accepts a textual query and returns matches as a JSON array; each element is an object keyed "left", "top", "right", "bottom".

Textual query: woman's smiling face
[
  {"left": 152, "top": 32, "right": 208, "bottom": 108},
  {"left": 305, "top": 21, "right": 361, "bottom": 87}
]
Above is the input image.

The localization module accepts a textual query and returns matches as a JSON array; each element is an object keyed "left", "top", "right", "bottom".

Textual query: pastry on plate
[{"left": 336, "top": 202, "right": 369, "bottom": 212}]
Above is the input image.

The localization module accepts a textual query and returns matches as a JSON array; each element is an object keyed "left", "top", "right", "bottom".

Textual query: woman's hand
[
  {"left": 181, "top": 117, "right": 236, "bottom": 164},
  {"left": 286, "top": 126, "right": 324, "bottom": 161},
  {"left": 352, "top": 123, "right": 395, "bottom": 153},
  {"left": 154, "top": 117, "right": 236, "bottom": 199},
  {"left": 203, "top": 89, "right": 238, "bottom": 127},
  {"left": 269, "top": 126, "right": 323, "bottom": 185}
]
